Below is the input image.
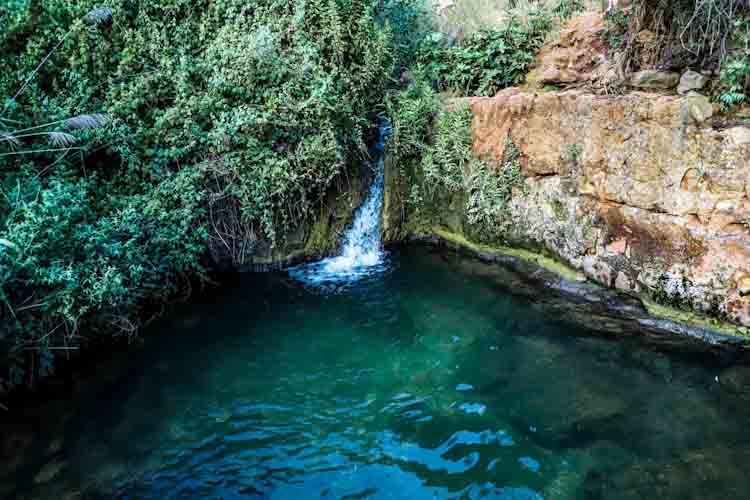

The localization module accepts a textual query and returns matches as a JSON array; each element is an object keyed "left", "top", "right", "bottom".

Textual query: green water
[{"left": 5, "top": 247, "right": 750, "bottom": 499}]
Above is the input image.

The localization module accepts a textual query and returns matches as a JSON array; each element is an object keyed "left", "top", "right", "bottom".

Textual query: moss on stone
[
  {"left": 642, "top": 299, "right": 750, "bottom": 340},
  {"left": 429, "top": 226, "right": 587, "bottom": 283}
]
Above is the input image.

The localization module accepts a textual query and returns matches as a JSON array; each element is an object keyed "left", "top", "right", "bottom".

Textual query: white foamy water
[{"left": 289, "top": 122, "right": 390, "bottom": 288}]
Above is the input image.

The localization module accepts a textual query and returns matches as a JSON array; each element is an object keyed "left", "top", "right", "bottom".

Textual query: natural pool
[{"left": 4, "top": 247, "right": 750, "bottom": 499}]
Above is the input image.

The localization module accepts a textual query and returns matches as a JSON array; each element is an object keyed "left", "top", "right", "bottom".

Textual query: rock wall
[
  {"left": 382, "top": 10, "right": 750, "bottom": 337},
  {"left": 468, "top": 88, "right": 750, "bottom": 330},
  {"left": 385, "top": 87, "right": 750, "bottom": 336}
]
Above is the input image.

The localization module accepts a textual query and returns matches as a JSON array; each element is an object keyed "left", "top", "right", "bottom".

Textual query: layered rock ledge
[
  {"left": 420, "top": 88, "right": 750, "bottom": 336},
  {"left": 385, "top": 9, "right": 750, "bottom": 341}
]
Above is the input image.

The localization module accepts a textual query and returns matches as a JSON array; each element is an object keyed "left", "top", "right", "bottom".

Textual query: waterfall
[{"left": 289, "top": 121, "right": 391, "bottom": 288}]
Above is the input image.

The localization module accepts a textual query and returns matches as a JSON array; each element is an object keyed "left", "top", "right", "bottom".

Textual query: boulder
[
  {"left": 628, "top": 70, "right": 680, "bottom": 90},
  {"left": 527, "top": 13, "right": 609, "bottom": 88},
  {"left": 726, "top": 126, "right": 750, "bottom": 145},
  {"left": 678, "top": 70, "right": 709, "bottom": 95},
  {"left": 684, "top": 94, "right": 713, "bottom": 123}
]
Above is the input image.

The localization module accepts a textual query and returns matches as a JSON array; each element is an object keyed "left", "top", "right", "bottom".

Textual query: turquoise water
[{"left": 5, "top": 247, "right": 750, "bottom": 499}]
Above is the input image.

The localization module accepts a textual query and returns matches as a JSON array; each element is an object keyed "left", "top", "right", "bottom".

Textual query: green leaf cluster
[
  {"left": 0, "top": 0, "right": 429, "bottom": 389},
  {"left": 416, "top": 0, "right": 581, "bottom": 97},
  {"left": 719, "top": 52, "right": 750, "bottom": 112},
  {"left": 388, "top": 81, "right": 525, "bottom": 239}
]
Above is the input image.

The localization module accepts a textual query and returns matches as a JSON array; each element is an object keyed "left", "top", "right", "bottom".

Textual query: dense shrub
[
  {"left": 388, "top": 82, "right": 525, "bottom": 239},
  {"left": 719, "top": 55, "right": 750, "bottom": 111},
  {"left": 422, "top": 104, "right": 525, "bottom": 238},
  {"left": 0, "top": 0, "right": 428, "bottom": 390},
  {"left": 418, "top": 14, "right": 551, "bottom": 96},
  {"left": 417, "top": 0, "right": 584, "bottom": 96},
  {"left": 717, "top": 16, "right": 750, "bottom": 111},
  {"left": 0, "top": 167, "right": 208, "bottom": 387}
]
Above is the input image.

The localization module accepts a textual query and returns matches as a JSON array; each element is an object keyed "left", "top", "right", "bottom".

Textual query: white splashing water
[{"left": 289, "top": 122, "right": 390, "bottom": 287}]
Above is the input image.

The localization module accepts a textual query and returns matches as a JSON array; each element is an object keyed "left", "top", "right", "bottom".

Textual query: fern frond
[
  {"left": 65, "top": 114, "right": 111, "bottom": 130},
  {"left": 47, "top": 132, "right": 78, "bottom": 147},
  {"left": 0, "top": 132, "right": 21, "bottom": 150}
]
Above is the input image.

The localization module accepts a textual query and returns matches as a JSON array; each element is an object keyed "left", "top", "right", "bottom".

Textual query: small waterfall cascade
[{"left": 289, "top": 120, "right": 392, "bottom": 288}]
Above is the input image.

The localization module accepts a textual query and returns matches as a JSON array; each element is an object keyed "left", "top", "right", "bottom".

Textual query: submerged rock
[
  {"left": 583, "top": 447, "right": 750, "bottom": 499},
  {"left": 718, "top": 365, "right": 750, "bottom": 397},
  {"left": 33, "top": 459, "right": 67, "bottom": 484}
]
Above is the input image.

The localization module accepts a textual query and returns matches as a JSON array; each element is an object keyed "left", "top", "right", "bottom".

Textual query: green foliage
[
  {"left": 0, "top": 0, "right": 429, "bottom": 390},
  {"left": 562, "top": 143, "right": 583, "bottom": 164},
  {"left": 0, "top": 166, "right": 208, "bottom": 387},
  {"left": 385, "top": 74, "right": 440, "bottom": 216},
  {"left": 603, "top": 3, "right": 630, "bottom": 50},
  {"left": 550, "top": 0, "right": 586, "bottom": 20},
  {"left": 421, "top": 104, "right": 477, "bottom": 195},
  {"left": 389, "top": 83, "right": 525, "bottom": 239},
  {"left": 719, "top": 57, "right": 750, "bottom": 111},
  {"left": 418, "top": 9, "right": 554, "bottom": 96},
  {"left": 465, "top": 138, "right": 525, "bottom": 238},
  {"left": 422, "top": 104, "right": 525, "bottom": 237},
  {"left": 385, "top": 74, "right": 440, "bottom": 165},
  {"left": 416, "top": 1, "right": 584, "bottom": 97}
]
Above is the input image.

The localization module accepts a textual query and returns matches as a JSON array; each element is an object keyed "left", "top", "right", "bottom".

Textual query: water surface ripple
[{"left": 4, "top": 249, "right": 750, "bottom": 499}]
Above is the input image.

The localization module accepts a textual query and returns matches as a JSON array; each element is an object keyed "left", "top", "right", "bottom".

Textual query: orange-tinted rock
[
  {"left": 462, "top": 88, "right": 750, "bottom": 327},
  {"left": 526, "top": 13, "right": 609, "bottom": 88}
]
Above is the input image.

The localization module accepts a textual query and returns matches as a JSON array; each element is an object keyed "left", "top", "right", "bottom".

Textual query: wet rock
[
  {"left": 583, "top": 257, "right": 613, "bottom": 288},
  {"left": 614, "top": 271, "right": 636, "bottom": 293},
  {"left": 628, "top": 70, "right": 680, "bottom": 90},
  {"left": 677, "top": 70, "right": 709, "bottom": 95}
]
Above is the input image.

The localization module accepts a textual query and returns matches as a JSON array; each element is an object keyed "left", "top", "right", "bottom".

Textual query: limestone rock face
[
  {"left": 527, "top": 12, "right": 609, "bottom": 88},
  {"left": 465, "top": 88, "right": 750, "bottom": 327},
  {"left": 628, "top": 70, "right": 680, "bottom": 90},
  {"left": 678, "top": 70, "right": 709, "bottom": 95}
]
